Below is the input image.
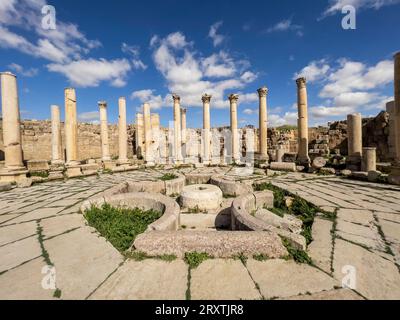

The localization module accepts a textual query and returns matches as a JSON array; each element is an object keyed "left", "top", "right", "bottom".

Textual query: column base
[
  {"left": 117, "top": 158, "right": 130, "bottom": 166},
  {"left": 51, "top": 160, "right": 65, "bottom": 166},
  {"left": 297, "top": 156, "right": 311, "bottom": 167},
  {"left": 0, "top": 168, "right": 28, "bottom": 183},
  {"left": 66, "top": 165, "right": 82, "bottom": 178},
  {"left": 388, "top": 165, "right": 400, "bottom": 185},
  {"left": 103, "top": 161, "right": 116, "bottom": 170}
]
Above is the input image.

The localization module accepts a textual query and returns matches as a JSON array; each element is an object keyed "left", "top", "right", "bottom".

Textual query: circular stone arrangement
[{"left": 180, "top": 184, "right": 223, "bottom": 211}]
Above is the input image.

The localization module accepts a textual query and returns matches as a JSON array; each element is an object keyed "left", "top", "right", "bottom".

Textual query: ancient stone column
[
  {"left": 143, "top": 103, "right": 154, "bottom": 166},
  {"left": 229, "top": 94, "right": 240, "bottom": 163},
  {"left": 51, "top": 105, "right": 63, "bottom": 165},
  {"left": 395, "top": 52, "right": 400, "bottom": 163},
  {"left": 117, "top": 97, "right": 129, "bottom": 165},
  {"left": 0, "top": 72, "right": 27, "bottom": 182},
  {"left": 362, "top": 147, "right": 376, "bottom": 172},
  {"left": 98, "top": 101, "right": 111, "bottom": 162},
  {"left": 64, "top": 88, "right": 79, "bottom": 166},
  {"left": 276, "top": 147, "right": 285, "bottom": 162},
  {"left": 172, "top": 94, "right": 182, "bottom": 164},
  {"left": 296, "top": 78, "right": 310, "bottom": 166},
  {"left": 202, "top": 94, "right": 212, "bottom": 165},
  {"left": 347, "top": 113, "right": 363, "bottom": 169},
  {"left": 258, "top": 87, "right": 269, "bottom": 161},
  {"left": 135, "top": 113, "right": 144, "bottom": 158},
  {"left": 181, "top": 108, "right": 187, "bottom": 144}
]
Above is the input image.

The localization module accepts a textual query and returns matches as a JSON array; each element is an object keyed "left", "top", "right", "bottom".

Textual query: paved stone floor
[{"left": 0, "top": 170, "right": 399, "bottom": 300}]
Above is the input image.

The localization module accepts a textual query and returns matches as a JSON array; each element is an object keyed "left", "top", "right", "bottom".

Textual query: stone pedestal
[
  {"left": 347, "top": 113, "right": 363, "bottom": 170},
  {"left": 362, "top": 147, "right": 376, "bottom": 172},
  {"left": 0, "top": 72, "right": 28, "bottom": 183},
  {"left": 296, "top": 78, "right": 310, "bottom": 166},
  {"left": 229, "top": 94, "right": 240, "bottom": 164},
  {"left": 202, "top": 94, "right": 212, "bottom": 165},
  {"left": 117, "top": 97, "right": 129, "bottom": 165},
  {"left": 99, "top": 101, "right": 111, "bottom": 162},
  {"left": 276, "top": 147, "right": 285, "bottom": 162},
  {"left": 258, "top": 87, "right": 269, "bottom": 162}
]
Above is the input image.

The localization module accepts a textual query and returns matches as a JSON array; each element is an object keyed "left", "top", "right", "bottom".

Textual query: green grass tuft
[
  {"left": 184, "top": 252, "right": 212, "bottom": 269},
  {"left": 160, "top": 173, "right": 178, "bottom": 181}
]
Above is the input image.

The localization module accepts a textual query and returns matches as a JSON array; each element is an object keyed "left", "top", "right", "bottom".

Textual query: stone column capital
[
  {"left": 257, "top": 87, "right": 268, "bottom": 97},
  {"left": 202, "top": 94, "right": 212, "bottom": 103},
  {"left": 172, "top": 94, "right": 181, "bottom": 103},
  {"left": 181, "top": 108, "right": 187, "bottom": 114},
  {"left": 394, "top": 51, "right": 400, "bottom": 59},
  {"left": 228, "top": 94, "right": 239, "bottom": 103},
  {"left": 296, "top": 77, "right": 307, "bottom": 88},
  {"left": 98, "top": 101, "right": 107, "bottom": 108},
  {"left": 0, "top": 71, "right": 16, "bottom": 78},
  {"left": 119, "top": 96, "right": 126, "bottom": 102}
]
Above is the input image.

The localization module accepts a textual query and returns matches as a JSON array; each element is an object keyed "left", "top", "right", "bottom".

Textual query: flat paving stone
[
  {"left": 379, "top": 219, "right": 400, "bottom": 245},
  {"left": 246, "top": 259, "right": 338, "bottom": 300},
  {"left": 283, "top": 289, "right": 363, "bottom": 300},
  {"left": 7, "top": 207, "right": 64, "bottom": 224},
  {"left": 40, "top": 214, "right": 86, "bottom": 239},
  {"left": 337, "top": 208, "right": 375, "bottom": 226},
  {"left": 0, "top": 236, "right": 42, "bottom": 273},
  {"left": 190, "top": 259, "right": 261, "bottom": 300},
  {"left": 333, "top": 239, "right": 400, "bottom": 300},
  {"left": 90, "top": 259, "right": 188, "bottom": 300},
  {"left": 44, "top": 227, "right": 123, "bottom": 300},
  {"left": 0, "top": 257, "right": 55, "bottom": 300},
  {"left": 0, "top": 221, "right": 37, "bottom": 246},
  {"left": 308, "top": 218, "right": 333, "bottom": 273}
]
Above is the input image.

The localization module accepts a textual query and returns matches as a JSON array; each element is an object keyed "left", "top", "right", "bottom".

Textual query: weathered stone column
[
  {"left": 202, "top": 94, "right": 212, "bottom": 165},
  {"left": 51, "top": 105, "right": 63, "bottom": 165},
  {"left": 135, "top": 113, "right": 144, "bottom": 158},
  {"left": 0, "top": 72, "right": 27, "bottom": 182},
  {"left": 229, "top": 94, "right": 240, "bottom": 163},
  {"left": 172, "top": 94, "right": 183, "bottom": 164},
  {"left": 258, "top": 87, "right": 269, "bottom": 161},
  {"left": 362, "top": 147, "right": 376, "bottom": 172},
  {"left": 64, "top": 88, "right": 79, "bottom": 166},
  {"left": 143, "top": 103, "right": 154, "bottom": 166},
  {"left": 276, "top": 146, "right": 285, "bottom": 162},
  {"left": 98, "top": 101, "right": 111, "bottom": 162},
  {"left": 347, "top": 113, "right": 363, "bottom": 169},
  {"left": 394, "top": 52, "right": 400, "bottom": 163},
  {"left": 117, "top": 97, "right": 129, "bottom": 165},
  {"left": 296, "top": 78, "right": 310, "bottom": 166},
  {"left": 181, "top": 108, "right": 187, "bottom": 144}
]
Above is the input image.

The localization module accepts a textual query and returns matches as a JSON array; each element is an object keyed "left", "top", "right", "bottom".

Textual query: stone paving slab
[
  {"left": 0, "top": 236, "right": 42, "bottom": 273},
  {"left": 90, "top": 259, "right": 188, "bottom": 300},
  {"left": 0, "top": 221, "right": 37, "bottom": 246},
  {"left": 337, "top": 208, "right": 375, "bottom": 226},
  {"left": 0, "top": 257, "right": 55, "bottom": 300},
  {"left": 190, "top": 259, "right": 261, "bottom": 300},
  {"left": 283, "top": 289, "right": 364, "bottom": 300},
  {"left": 5, "top": 207, "right": 65, "bottom": 225},
  {"left": 308, "top": 218, "right": 333, "bottom": 273},
  {"left": 44, "top": 227, "right": 123, "bottom": 300},
  {"left": 333, "top": 239, "right": 400, "bottom": 300},
  {"left": 246, "top": 259, "right": 338, "bottom": 300},
  {"left": 40, "top": 214, "right": 86, "bottom": 239}
]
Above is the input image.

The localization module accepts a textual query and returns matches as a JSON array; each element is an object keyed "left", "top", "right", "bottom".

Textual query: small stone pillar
[
  {"left": 296, "top": 77, "right": 310, "bottom": 166},
  {"left": 347, "top": 113, "right": 363, "bottom": 170},
  {"left": 117, "top": 97, "right": 129, "bottom": 165},
  {"left": 143, "top": 103, "right": 154, "bottom": 166},
  {"left": 362, "top": 147, "right": 376, "bottom": 172},
  {"left": 258, "top": 87, "right": 269, "bottom": 161},
  {"left": 51, "top": 105, "right": 63, "bottom": 165},
  {"left": 229, "top": 94, "right": 240, "bottom": 164},
  {"left": 172, "top": 94, "right": 183, "bottom": 164},
  {"left": 0, "top": 72, "right": 28, "bottom": 183},
  {"left": 64, "top": 88, "right": 79, "bottom": 166},
  {"left": 135, "top": 113, "right": 144, "bottom": 158},
  {"left": 202, "top": 94, "right": 212, "bottom": 165},
  {"left": 276, "top": 147, "right": 285, "bottom": 162},
  {"left": 98, "top": 101, "right": 111, "bottom": 162},
  {"left": 181, "top": 108, "right": 187, "bottom": 144}
]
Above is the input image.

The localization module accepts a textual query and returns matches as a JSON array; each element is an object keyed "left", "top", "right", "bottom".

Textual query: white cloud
[
  {"left": 265, "top": 18, "right": 304, "bottom": 36},
  {"left": 78, "top": 111, "right": 99, "bottom": 123},
  {"left": 243, "top": 108, "right": 258, "bottom": 115},
  {"left": 47, "top": 58, "right": 131, "bottom": 88},
  {"left": 130, "top": 89, "right": 164, "bottom": 110},
  {"left": 321, "top": 0, "right": 400, "bottom": 17},
  {"left": 7, "top": 63, "right": 38, "bottom": 77},
  {"left": 311, "top": 105, "right": 355, "bottom": 118},
  {"left": 208, "top": 21, "right": 225, "bottom": 47},
  {"left": 269, "top": 112, "right": 298, "bottom": 127},
  {"left": 293, "top": 59, "right": 330, "bottom": 82},
  {"left": 121, "top": 42, "right": 147, "bottom": 70}
]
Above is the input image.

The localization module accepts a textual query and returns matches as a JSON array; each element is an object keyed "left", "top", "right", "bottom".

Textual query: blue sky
[{"left": 0, "top": 0, "right": 399, "bottom": 128}]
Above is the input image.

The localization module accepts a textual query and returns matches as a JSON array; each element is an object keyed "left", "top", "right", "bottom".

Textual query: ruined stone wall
[{"left": 0, "top": 119, "right": 135, "bottom": 162}]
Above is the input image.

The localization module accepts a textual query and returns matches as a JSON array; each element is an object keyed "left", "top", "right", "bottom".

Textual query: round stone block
[{"left": 180, "top": 184, "right": 223, "bottom": 211}]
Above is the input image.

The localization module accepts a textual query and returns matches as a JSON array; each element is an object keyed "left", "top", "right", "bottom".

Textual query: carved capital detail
[
  {"left": 296, "top": 77, "right": 307, "bottom": 88},
  {"left": 202, "top": 94, "right": 212, "bottom": 103},
  {"left": 257, "top": 87, "right": 268, "bottom": 97},
  {"left": 172, "top": 94, "right": 180, "bottom": 103},
  {"left": 228, "top": 94, "right": 239, "bottom": 103}
]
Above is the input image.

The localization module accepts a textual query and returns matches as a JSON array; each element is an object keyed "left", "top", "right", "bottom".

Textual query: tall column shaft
[
  {"left": 51, "top": 105, "right": 63, "bottom": 164},
  {"left": 347, "top": 113, "right": 363, "bottom": 162},
  {"left": 64, "top": 88, "right": 79, "bottom": 165},
  {"left": 118, "top": 97, "right": 128, "bottom": 164},
  {"left": 296, "top": 78, "right": 310, "bottom": 165},
  {"left": 173, "top": 94, "right": 182, "bottom": 163},
  {"left": 202, "top": 94, "right": 212, "bottom": 164},
  {"left": 98, "top": 101, "right": 110, "bottom": 161},
  {"left": 258, "top": 87, "right": 269, "bottom": 161},
  {"left": 0, "top": 72, "right": 25, "bottom": 170},
  {"left": 143, "top": 103, "right": 154, "bottom": 165},
  {"left": 181, "top": 108, "right": 187, "bottom": 144},
  {"left": 395, "top": 52, "right": 400, "bottom": 163},
  {"left": 229, "top": 94, "right": 240, "bottom": 162}
]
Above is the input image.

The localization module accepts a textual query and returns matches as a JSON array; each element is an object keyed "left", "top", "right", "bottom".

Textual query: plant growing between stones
[
  {"left": 184, "top": 252, "right": 212, "bottom": 269},
  {"left": 160, "top": 173, "right": 178, "bottom": 181},
  {"left": 281, "top": 237, "right": 313, "bottom": 265}
]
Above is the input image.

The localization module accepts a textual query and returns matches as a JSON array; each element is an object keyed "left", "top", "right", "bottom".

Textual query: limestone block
[{"left": 270, "top": 162, "right": 296, "bottom": 172}]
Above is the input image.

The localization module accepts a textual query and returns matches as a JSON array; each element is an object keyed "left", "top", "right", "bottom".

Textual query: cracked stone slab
[
  {"left": 44, "top": 227, "right": 123, "bottom": 299},
  {"left": 333, "top": 239, "right": 400, "bottom": 300},
  {"left": 40, "top": 214, "right": 86, "bottom": 239},
  {"left": 283, "top": 289, "right": 364, "bottom": 300},
  {"left": 0, "top": 257, "right": 55, "bottom": 300},
  {"left": 7, "top": 207, "right": 65, "bottom": 225},
  {"left": 337, "top": 208, "right": 375, "bottom": 226},
  {"left": 0, "top": 236, "right": 42, "bottom": 273},
  {"left": 0, "top": 221, "right": 37, "bottom": 246},
  {"left": 379, "top": 219, "right": 400, "bottom": 245},
  {"left": 90, "top": 259, "right": 188, "bottom": 300},
  {"left": 190, "top": 259, "right": 261, "bottom": 300},
  {"left": 246, "top": 259, "right": 338, "bottom": 300},
  {"left": 308, "top": 218, "right": 333, "bottom": 273}
]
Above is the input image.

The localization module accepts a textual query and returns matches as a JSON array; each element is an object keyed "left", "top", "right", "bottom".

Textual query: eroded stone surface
[{"left": 308, "top": 218, "right": 333, "bottom": 273}]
